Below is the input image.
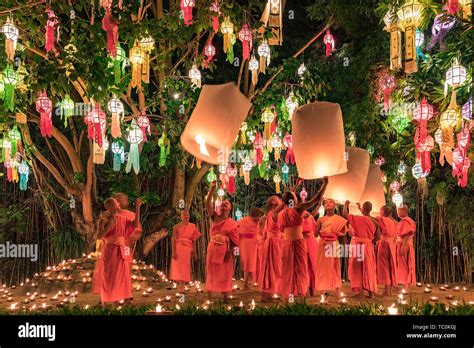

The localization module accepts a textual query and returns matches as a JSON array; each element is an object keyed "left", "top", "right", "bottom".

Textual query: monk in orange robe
[
  {"left": 94, "top": 197, "right": 143, "bottom": 306},
  {"left": 205, "top": 181, "right": 239, "bottom": 303},
  {"left": 255, "top": 214, "right": 266, "bottom": 286},
  {"left": 302, "top": 211, "right": 318, "bottom": 296},
  {"left": 113, "top": 192, "right": 143, "bottom": 248},
  {"left": 343, "top": 200, "right": 378, "bottom": 298},
  {"left": 376, "top": 205, "right": 398, "bottom": 296},
  {"left": 396, "top": 204, "right": 416, "bottom": 293},
  {"left": 170, "top": 209, "right": 201, "bottom": 291},
  {"left": 278, "top": 177, "right": 328, "bottom": 300},
  {"left": 315, "top": 199, "right": 348, "bottom": 300},
  {"left": 259, "top": 196, "right": 285, "bottom": 302},
  {"left": 238, "top": 208, "right": 264, "bottom": 289}
]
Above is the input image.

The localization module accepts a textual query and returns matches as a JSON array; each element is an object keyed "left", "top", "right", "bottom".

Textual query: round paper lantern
[
  {"left": 392, "top": 192, "right": 403, "bottom": 207},
  {"left": 108, "top": 98, "right": 124, "bottom": 113},
  {"left": 130, "top": 46, "right": 145, "bottom": 65},
  {"left": 354, "top": 164, "right": 386, "bottom": 216},
  {"left": 180, "top": 83, "right": 251, "bottom": 164},
  {"left": 324, "top": 147, "right": 370, "bottom": 203},
  {"left": 292, "top": 101, "right": 347, "bottom": 179}
]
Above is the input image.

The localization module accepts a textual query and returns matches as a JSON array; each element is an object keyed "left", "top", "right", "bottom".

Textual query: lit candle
[
  {"left": 462, "top": 287, "right": 468, "bottom": 291},
  {"left": 387, "top": 304, "right": 398, "bottom": 315},
  {"left": 239, "top": 301, "right": 244, "bottom": 308},
  {"left": 416, "top": 282, "right": 422, "bottom": 287},
  {"left": 401, "top": 289, "right": 407, "bottom": 295},
  {"left": 423, "top": 287, "right": 432, "bottom": 293},
  {"left": 155, "top": 304, "right": 163, "bottom": 312},
  {"left": 84, "top": 305, "right": 90, "bottom": 310},
  {"left": 320, "top": 294, "right": 327, "bottom": 304},
  {"left": 439, "top": 286, "right": 446, "bottom": 291},
  {"left": 250, "top": 299, "right": 256, "bottom": 310},
  {"left": 446, "top": 294, "right": 453, "bottom": 300},
  {"left": 146, "top": 287, "right": 153, "bottom": 293},
  {"left": 142, "top": 291, "right": 149, "bottom": 297},
  {"left": 165, "top": 296, "right": 171, "bottom": 302},
  {"left": 429, "top": 296, "right": 439, "bottom": 302},
  {"left": 453, "top": 286, "right": 460, "bottom": 291}
]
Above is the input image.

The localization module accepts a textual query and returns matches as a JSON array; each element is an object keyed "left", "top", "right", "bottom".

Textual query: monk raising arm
[
  {"left": 206, "top": 181, "right": 217, "bottom": 220},
  {"left": 296, "top": 176, "right": 329, "bottom": 214},
  {"left": 311, "top": 201, "right": 322, "bottom": 218},
  {"left": 129, "top": 198, "right": 144, "bottom": 242}
]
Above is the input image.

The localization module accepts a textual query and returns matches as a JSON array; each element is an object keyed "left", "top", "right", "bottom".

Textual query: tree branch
[{"left": 184, "top": 162, "right": 212, "bottom": 209}]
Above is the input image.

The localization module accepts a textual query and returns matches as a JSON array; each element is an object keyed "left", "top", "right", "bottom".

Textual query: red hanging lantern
[
  {"left": 238, "top": 23, "right": 252, "bottom": 62},
  {"left": 377, "top": 70, "right": 396, "bottom": 112},
  {"left": 323, "top": 29, "right": 335, "bottom": 56},
  {"left": 413, "top": 97, "right": 435, "bottom": 143},
  {"left": 226, "top": 164, "right": 238, "bottom": 195},
  {"left": 36, "top": 90, "right": 53, "bottom": 138},
  {"left": 204, "top": 39, "right": 216, "bottom": 67},
  {"left": 45, "top": 7, "right": 59, "bottom": 53},
  {"left": 253, "top": 132, "right": 265, "bottom": 165},
  {"left": 415, "top": 133, "right": 434, "bottom": 174},
  {"left": 282, "top": 132, "right": 295, "bottom": 165},
  {"left": 137, "top": 114, "right": 151, "bottom": 142},
  {"left": 457, "top": 126, "right": 470, "bottom": 156},
  {"left": 452, "top": 146, "right": 470, "bottom": 187},
  {"left": 87, "top": 104, "right": 107, "bottom": 148},
  {"left": 210, "top": 1, "right": 220, "bottom": 33},
  {"left": 102, "top": 8, "right": 119, "bottom": 57},
  {"left": 446, "top": 0, "right": 460, "bottom": 14},
  {"left": 181, "top": 0, "right": 195, "bottom": 26}
]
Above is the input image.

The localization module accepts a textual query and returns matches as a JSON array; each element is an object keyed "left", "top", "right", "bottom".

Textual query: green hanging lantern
[
  {"left": 158, "top": 131, "right": 170, "bottom": 167},
  {"left": 207, "top": 167, "right": 217, "bottom": 183},
  {"left": 2, "top": 65, "right": 18, "bottom": 112},
  {"left": 390, "top": 108, "right": 410, "bottom": 134},
  {"left": 0, "top": 74, "right": 5, "bottom": 101},
  {"left": 60, "top": 94, "right": 75, "bottom": 127},
  {"left": 8, "top": 126, "right": 21, "bottom": 154},
  {"left": 367, "top": 144, "right": 375, "bottom": 155},
  {"left": 111, "top": 44, "right": 127, "bottom": 85},
  {"left": 226, "top": 33, "right": 236, "bottom": 63}
]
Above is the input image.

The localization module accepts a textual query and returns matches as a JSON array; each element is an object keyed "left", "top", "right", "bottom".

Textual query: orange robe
[
  {"left": 259, "top": 213, "right": 282, "bottom": 294},
  {"left": 302, "top": 213, "right": 318, "bottom": 293},
  {"left": 93, "top": 214, "right": 136, "bottom": 303},
  {"left": 170, "top": 223, "right": 201, "bottom": 282},
  {"left": 347, "top": 215, "right": 377, "bottom": 292},
  {"left": 278, "top": 208, "right": 308, "bottom": 298},
  {"left": 255, "top": 218, "right": 265, "bottom": 285},
  {"left": 238, "top": 216, "right": 259, "bottom": 274},
  {"left": 396, "top": 216, "right": 416, "bottom": 285},
  {"left": 315, "top": 214, "right": 348, "bottom": 291},
  {"left": 376, "top": 216, "right": 398, "bottom": 286},
  {"left": 205, "top": 218, "right": 239, "bottom": 292}
]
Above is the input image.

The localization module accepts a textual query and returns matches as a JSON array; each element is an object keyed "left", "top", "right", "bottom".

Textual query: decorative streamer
[
  {"left": 158, "top": 131, "right": 170, "bottom": 167},
  {"left": 87, "top": 103, "right": 107, "bottom": 148},
  {"left": 125, "top": 121, "right": 143, "bottom": 174},
  {"left": 36, "top": 91, "right": 53, "bottom": 138},
  {"left": 180, "top": 0, "right": 195, "bottom": 26},
  {"left": 45, "top": 7, "right": 59, "bottom": 53},
  {"left": 426, "top": 14, "right": 456, "bottom": 51},
  {"left": 102, "top": 7, "right": 119, "bottom": 57},
  {"left": 238, "top": 23, "right": 252, "bottom": 62},
  {"left": 2, "top": 65, "right": 18, "bottom": 111},
  {"left": 108, "top": 97, "right": 124, "bottom": 138}
]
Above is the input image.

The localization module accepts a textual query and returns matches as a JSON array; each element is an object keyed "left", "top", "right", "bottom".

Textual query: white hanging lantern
[
  {"left": 445, "top": 58, "right": 467, "bottom": 96},
  {"left": 188, "top": 64, "right": 202, "bottom": 88},
  {"left": 392, "top": 192, "right": 403, "bottom": 207},
  {"left": 285, "top": 91, "right": 299, "bottom": 121}
]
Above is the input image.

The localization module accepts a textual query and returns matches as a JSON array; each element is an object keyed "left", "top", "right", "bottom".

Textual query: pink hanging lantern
[
  {"left": 238, "top": 23, "right": 252, "bottom": 62},
  {"left": 226, "top": 164, "right": 238, "bottom": 195},
  {"left": 210, "top": 1, "right": 220, "bottom": 33},
  {"left": 415, "top": 133, "right": 434, "bottom": 174},
  {"left": 204, "top": 40, "right": 216, "bottom": 68},
  {"left": 377, "top": 70, "right": 396, "bottom": 112},
  {"left": 300, "top": 186, "right": 308, "bottom": 202},
  {"left": 375, "top": 156, "right": 385, "bottom": 166},
  {"left": 446, "top": 0, "right": 460, "bottom": 14},
  {"left": 323, "top": 29, "right": 335, "bottom": 57},
  {"left": 389, "top": 181, "right": 400, "bottom": 192},
  {"left": 413, "top": 97, "right": 435, "bottom": 143},
  {"left": 137, "top": 114, "right": 151, "bottom": 142},
  {"left": 102, "top": 8, "right": 119, "bottom": 57},
  {"left": 87, "top": 104, "right": 107, "bottom": 148},
  {"left": 181, "top": 0, "right": 195, "bottom": 26},
  {"left": 457, "top": 126, "right": 470, "bottom": 156},
  {"left": 253, "top": 132, "right": 265, "bottom": 165},
  {"left": 45, "top": 7, "right": 59, "bottom": 53},
  {"left": 282, "top": 132, "right": 295, "bottom": 165},
  {"left": 452, "top": 147, "right": 470, "bottom": 187},
  {"left": 36, "top": 90, "right": 53, "bottom": 138}
]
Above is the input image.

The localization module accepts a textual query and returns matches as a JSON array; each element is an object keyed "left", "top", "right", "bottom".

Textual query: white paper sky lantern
[
  {"left": 351, "top": 164, "right": 386, "bottom": 216},
  {"left": 180, "top": 83, "right": 251, "bottom": 164},
  {"left": 292, "top": 101, "right": 348, "bottom": 179}
]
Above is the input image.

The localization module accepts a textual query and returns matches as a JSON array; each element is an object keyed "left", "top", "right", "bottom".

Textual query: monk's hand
[
  {"left": 322, "top": 176, "right": 329, "bottom": 185},
  {"left": 135, "top": 198, "right": 144, "bottom": 208},
  {"left": 344, "top": 200, "right": 350, "bottom": 207},
  {"left": 297, "top": 177, "right": 304, "bottom": 185}
]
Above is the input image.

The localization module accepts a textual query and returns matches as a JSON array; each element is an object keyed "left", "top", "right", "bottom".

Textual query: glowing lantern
[
  {"left": 427, "top": 14, "right": 456, "bottom": 52},
  {"left": 439, "top": 96, "right": 460, "bottom": 162},
  {"left": 220, "top": 18, "right": 234, "bottom": 54},
  {"left": 8, "top": 127, "right": 20, "bottom": 155},
  {"left": 444, "top": 59, "right": 467, "bottom": 97},
  {"left": 282, "top": 132, "right": 295, "bottom": 165},
  {"left": 138, "top": 33, "right": 155, "bottom": 53},
  {"left": 413, "top": 97, "right": 435, "bottom": 143},
  {"left": 398, "top": 161, "right": 407, "bottom": 175},
  {"left": 415, "top": 29, "right": 426, "bottom": 61},
  {"left": 265, "top": 0, "right": 283, "bottom": 45},
  {"left": 206, "top": 167, "right": 217, "bottom": 183},
  {"left": 297, "top": 63, "right": 307, "bottom": 79},
  {"left": 108, "top": 97, "right": 124, "bottom": 138},
  {"left": 253, "top": 132, "right": 265, "bottom": 165},
  {"left": 323, "top": 29, "right": 335, "bottom": 56},
  {"left": 458, "top": 0, "right": 472, "bottom": 18},
  {"left": 137, "top": 114, "right": 151, "bottom": 143},
  {"left": 238, "top": 24, "right": 252, "bottom": 62},
  {"left": 180, "top": 0, "right": 195, "bottom": 26},
  {"left": 125, "top": 121, "right": 143, "bottom": 174},
  {"left": 377, "top": 70, "right": 396, "bottom": 112},
  {"left": 102, "top": 7, "right": 119, "bottom": 57},
  {"left": 130, "top": 45, "right": 148, "bottom": 88},
  {"left": 112, "top": 44, "right": 126, "bottom": 84},
  {"left": 270, "top": 134, "right": 282, "bottom": 161},
  {"left": 180, "top": 83, "right": 251, "bottom": 164},
  {"left": 325, "top": 147, "right": 370, "bottom": 203},
  {"left": 412, "top": 162, "right": 426, "bottom": 179},
  {"left": 2, "top": 17, "right": 18, "bottom": 61},
  {"left": 210, "top": 1, "right": 220, "bottom": 33},
  {"left": 45, "top": 7, "right": 59, "bottom": 53},
  {"left": 375, "top": 156, "right": 385, "bottom": 166},
  {"left": 36, "top": 91, "right": 53, "bottom": 138},
  {"left": 226, "top": 164, "right": 238, "bottom": 195},
  {"left": 462, "top": 95, "right": 472, "bottom": 121},
  {"left": 384, "top": 9, "right": 402, "bottom": 70},
  {"left": 285, "top": 91, "right": 299, "bottom": 120},
  {"left": 392, "top": 192, "right": 403, "bottom": 207},
  {"left": 390, "top": 106, "right": 410, "bottom": 133},
  {"left": 59, "top": 94, "right": 74, "bottom": 127},
  {"left": 355, "top": 164, "right": 386, "bottom": 217},
  {"left": 415, "top": 134, "right": 434, "bottom": 174},
  {"left": 261, "top": 107, "right": 275, "bottom": 140},
  {"left": 86, "top": 104, "right": 107, "bottom": 148},
  {"left": 282, "top": 163, "right": 289, "bottom": 184},
  {"left": 111, "top": 141, "right": 125, "bottom": 172},
  {"left": 457, "top": 127, "right": 470, "bottom": 156},
  {"left": 242, "top": 158, "right": 253, "bottom": 185},
  {"left": 451, "top": 146, "right": 470, "bottom": 187},
  {"left": 397, "top": 0, "right": 424, "bottom": 74},
  {"left": 300, "top": 186, "right": 308, "bottom": 203},
  {"left": 218, "top": 162, "right": 227, "bottom": 175},
  {"left": 2, "top": 65, "right": 18, "bottom": 111},
  {"left": 18, "top": 161, "right": 29, "bottom": 191},
  {"left": 204, "top": 40, "right": 216, "bottom": 67},
  {"left": 257, "top": 40, "right": 271, "bottom": 74},
  {"left": 249, "top": 55, "right": 259, "bottom": 86},
  {"left": 390, "top": 181, "right": 400, "bottom": 192},
  {"left": 367, "top": 145, "right": 375, "bottom": 155},
  {"left": 273, "top": 173, "right": 282, "bottom": 193},
  {"left": 188, "top": 64, "right": 202, "bottom": 88},
  {"left": 217, "top": 188, "right": 225, "bottom": 198},
  {"left": 158, "top": 131, "right": 170, "bottom": 167},
  {"left": 2, "top": 138, "right": 12, "bottom": 163},
  {"left": 292, "top": 102, "right": 347, "bottom": 179},
  {"left": 235, "top": 209, "right": 243, "bottom": 221}
]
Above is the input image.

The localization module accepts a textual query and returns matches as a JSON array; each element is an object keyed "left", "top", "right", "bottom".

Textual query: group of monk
[{"left": 93, "top": 179, "right": 417, "bottom": 306}]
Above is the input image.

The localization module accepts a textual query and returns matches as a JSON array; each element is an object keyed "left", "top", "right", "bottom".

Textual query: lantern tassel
[
  {"left": 111, "top": 113, "right": 122, "bottom": 138},
  {"left": 4, "top": 83, "right": 15, "bottom": 112},
  {"left": 19, "top": 172, "right": 28, "bottom": 191},
  {"left": 125, "top": 143, "right": 140, "bottom": 174},
  {"left": 113, "top": 153, "right": 122, "bottom": 171}
]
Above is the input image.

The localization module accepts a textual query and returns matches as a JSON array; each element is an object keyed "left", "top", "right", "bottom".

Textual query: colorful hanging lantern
[
  {"left": 242, "top": 158, "right": 253, "bottom": 185},
  {"left": 137, "top": 113, "right": 151, "bottom": 143},
  {"left": 390, "top": 181, "right": 400, "bottom": 192},
  {"left": 93, "top": 137, "right": 108, "bottom": 165},
  {"left": 235, "top": 208, "right": 243, "bottom": 221},
  {"left": 398, "top": 161, "right": 407, "bottom": 175},
  {"left": 282, "top": 132, "right": 295, "bottom": 165},
  {"left": 457, "top": 126, "right": 470, "bottom": 156},
  {"left": 392, "top": 192, "right": 403, "bottom": 207},
  {"left": 240, "top": 122, "right": 248, "bottom": 144},
  {"left": 8, "top": 127, "right": 21, "bottom": 155},
  {"left": 285, "top": 91, "right": 299, "bottom": 121},
  {"left": 2, "top": 65, "right": 18, "bottom": 111},
  {"left": 36, "top": 91, "right": 53, "bottom": 138},
  {"left": 323, "top": 29, "right": 335, "bottom": 56},
  {"left": 249, "top": 55, "right": 259, "bottom": 86},
  {"left": 452, "top": 146, "right": 470, "bottom": 187},
  {"left": 261, "top": 107, "right": 275, "bottom": 140},
  {"left": 273, "top": 173, "right": 282, "bottom": 193},
  {"left": 458, "top": 0, "right": 472, "bottom": 18},
  {"left": 112, "top": 44, "right": 126, "bottom": 85},
  {"left": 415, "top": 29, "right": 426, "bottom": 61},
  {"left": 86, "top": 103, "right": 107, "bottom": 148},
  {"left": 413, "top": 97, "right": 435, "bottom": 143},
  {"left": 226, "top": 164, "right": 237, "bottom": 195},
  {"left": 220, "top": 17, "right": 234, "bottom": 55},
  {"left": 299, "top": 186, "right": 308, "bottom": 203},
  {"left": 210, "top": 1, "right": 220, "bottom": 33},
  {"left": 188, "top": 64, "right": 202, "bottom": 88},
  {"left": 45, "top": 7, "right": 59, "bottom": 53},
  {"left": 60, "top": 94, "right": 75, "bottom": 127},
  {"left": 253, "top": 132, "right": 265, "bottom": 165},
  {"left": 2, "top": 138, "right": 12, "bottom": 163},
  {"left": 390, "top": 106, "right": 410, "bottom": 133},
  {"left": 257, "top": 40, "right": 271, "bottom": 74},
  {"left": 397, "top": 0, "right": 425, "bottom": 74},
  {"left": 415, "top": 134, "right": 434, "bottom": 174},
  {"left": 108, "top": 97, "right": 124, "bottom": 138},
  {"left": 102, "top": 7, "right": 119, "bottom": 57},
  {"left": 270, "top": 133, "right": 282, "bottom": 161},
  {"left": 207, "top": 167, "right": 217, "bottom": 183},
  {"left": 266, "top": 0, "right": 283, "bottom": 45},
  {"left": 411, "top": 161, "right": 426, "bottom": 179},
  {"left": 462, "top": 95, "right": 472, "bottom": 121},
  {"left": 427, "top": 14, "right": 456, "bottom": 51},
  {"left": 238, "top": 24, "right": 252, "bottom": 62},
  {"left": 282, "top": 163, "right": 289, "bottom": 184},
  {"left": 111, "top": 141, "right": 125, "bottom": 172},
  {"left": 180, "top": 0, "right": 195, "bottom": 26},
  {"left": 125, "top": 121, "right": 143, "bottom": 174},
  {"left": 439, "top": 95, "right": 460, "bottom": 149},
  {"left": 158, "top": 131, "right": 170, "bottom": 167},
  {"left": 444, "top": 58, "right": 467, "bottom": 97},
  {"left": 375, "top": 156, "right": 385, "bottom": 166},
  {"left": 2, "top": 17, "right": 18, "bottom": 61},
  {"left": 384, "top": 9, "right": 402, "bottom": 70},
  {"left": 297, "top": 63, "right": 307, "bottom": 79},
  {"left": 204, "top": 40, "right": 216, "bottom": 67},
  {"left": 18, "top": 161, "right": 29, "bottom": 191},
  {"left": 446, "top": 0, "right": 461, "bottom": 14},
  {"left": 130, "top": 45, "right": 145, "bottom": 88},
  {"left": 377, "top": 70, "right": 396, "bottom": 113}
]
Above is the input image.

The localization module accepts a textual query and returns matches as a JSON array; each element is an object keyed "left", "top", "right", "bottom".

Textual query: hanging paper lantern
[
  {"left": 102, "top": 7, "right": 119, "bottom": 57},
  {"left": 299, "top": 186, "right": 308, "bottom": 203},
  {"left": 282, "top": 132, "right": 295, "bottom": 165},
  {"left": 86, "top": 103, "right": 107, "bottom": 148},
  {"left": 180, "top": 83, "right": 251, "bottom": 164},
  {"left": 413, "top": 97, "right": 435, "bottom": 144},
  {"left": 427, "top": 14, "right": 456, "bottom": 51},
  {"left": 367, "top": 145, "right": 375, "bottom": 155},
  {"left": 462, "top": 95, "right": 472, "bottom": 121},
  {"left": 375, "top": 156, "right": 385, "bottom": 166},
  {"left": 35, "top": 91, "right": 53, "bottom": 138},
  {"left": 180, "top": 0, "right": 195, "bottom": 26},
  {"left": 392, "top": 192, "right": 403, "bottom": 207},
  {"left": 238, "top": 24, "right": 252, "bottom": 62},
  {"left": 8, "top": 127, "right": 21, "bottom": 154},
  {"left": 297, "top": 63, "right": 307, "bottom": 79},
  {"left": 270, "top": 134, "right": 282, "bottom": 161},
  {"left": 282, "top": 163, "right": 289, "bottom": 184},
  {"left": 240, "top": 122, "right": 248, "bottom": 144},
  {"left": 210, "top": 1, "right": 220, "bottom": 33},
  {"left": 384, "top": 9, "right": 402, "bottom": 70},
  {"left": 273, "top": 173, "right": 282, "bottom": 193},
  {"left": 398, "top": 161, "right": 407, "bottom": 175},
  {"left": 242, "top": 158, "right": 253, "bottom": 185},
  {"left": 2, "top": 138, "right": 12, "bottom": 163},
  {"left": 217, "top": 188, "right": 225, "bottom": 199},
  {"left": 45, "top": 7, "right": 59, "bottom": 53},
  {"left": 204, "top": 40, "right": 216, "bottom": 67},
  {"left": 444, "top": 58, "right": 467, "bottom": 97},
  {"left": 412, "top": 162, "right": 426, "bottom": 179},
  {"left": 415, "top": 134, "right": 434, "bottom": 174},
  {"left": 125, "top": 121, "right": 143, "bottom": 174},
  {"left": 235, "top": 208, "right": 243, "bottom": 221},
  {"left": 285, "top": 91, "right": 299, "bottom": 121},
  {"left": 323, "top": 29, "right": 335, "bottom": 56},
  {"left": 377, "top": 70, "right": 396, "bottom": 112},
  {"left": 226, "top": 164, "right": 237, "bottom": 195},
  {"left": 253, "top": 132, "right": 265, "bottom": 165},
  {"left": 2, "top": 17, "right": 18, "bottom": 61},
  {"left": 266, "top": 0, "right": 283, "bottom": 45},
  {"left": 220, "top": 17, "right": 234, "bottom": 54},
  {"left": 137, "top": 114, "right": 151, "bottom": 143},
  {"left": 257, "top": 40, "right": 271, "bottom": 74},
  {"left": 451, "top": 146, "right": 470, "bottom": 187},
  {"left": 458, "top": 0, "right": 472, "bottom": 18},
  {"left": 353, "top": 164, "right": 386, "bottom": 217},
  {"left": 138, "top": 33, "right": 155, "bottom": 53},
  {"left": 2, "top": 65, "right": 18, "bottom": 111},
  {"left": 108, "top": 97, "right": 124, "bottom": 138},
  {"left": 390, "top": 181, "right": 400, "bottom": 192},
  {"left": 439, "top": 96, "right": 460, "bottom": 159},
  {"left": 415, "top": 29, "right": 426, "bottom": 61},
  {"left": 397, "top": 0, "right": 425, "bottom": 74},
  {"left": 130, "top": 45, "right": 147, "bottom": 88},
  {"left": 325, "top": 147, "right": 370, "bottom": 203},
  {"left": 206, "top": 167, "right": 217, "bottom": 183},
  {"left": 18, "top": 161, "right": 29, "bottom": 191},
  {"left": 112, "top": 44, "right": 127, "bottom": 84},
  {"left": 218, "top": 162, "right": 228, "bottom": 175},
  {"left": 248, "top": 55, "right": 259, "bottom": 86},
  {"left": 111, "top": 141, "right": 125, "bottom": 172},
  {"left": 390, "top": 106, "right": 410, "bottom": 134},
  {"left": 457, "top": 126, "right": 470, "bottom": 155},
  {"left": 261, "top": 107, "right": 275, "bottom": 140},
  {"left": 158, "top": 131, "right": 170, "bottom": 167},
  {"left": 188, "top": 64, "right": 202, "bottom": 88},
  {"left": 292, "top": 102, "right": 347, "bottom": 179},
  {"left": 59, "top": 94, "right": 74, "bottom": 127}
]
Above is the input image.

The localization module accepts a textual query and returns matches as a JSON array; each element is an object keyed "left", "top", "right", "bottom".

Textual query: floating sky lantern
[
  {"left": 324, "top": 147, "right": 370, "bottom": 203},
  {"left": 204, "top": 40, "right": 216, "bottom": 67},
  {"left": 292, "top": 102, "right": 347, "bottom": 179},
  {"left": 427, "top": 14, "right": 456, "bottom": 51},
  {"left": 249, "top": 55, "right": 259, "bottom": 86},
  {"left": 125, "top": 120, "right": 143, "bottom": 174},
  {"left": 180, "top": 0, "right": 195, "bottom": 26},
  {"left": 397, "top": 0, "right": 425, "bottom": 74},
  {"left": 2, "top": 65, "right": 18, "bottom": 111},
  {"left": 188, "top": 64, "right": 202, "bottom": 88},
  {"left": 239, "top": 23, "right": 252, "bottom": 62},
  {"left": 108, "top": 97, "right": 124, "bottom": 138},
  {"left": 36, "top": 91, "right": 53, "bottom": 138},
  {"left": 180, "top": 83, "right": 251, "bottom": 164},
  {"left": 111, "top": 141, "right": 125, "bottom": 172},
  {"left": 257, "top": 40, "right": 271, "bottom": 74},
  {"left": 352, "top": 164, "right": 386, "bottom": 216},
  {"left": 323, "top": 29, "right": 335, "bottom": 56},
  {"left": 285, "top": 91, "right": 299, "bottom": 121},
  {"left": 2, "top": 17, "right": 18, "bottom": 61}
]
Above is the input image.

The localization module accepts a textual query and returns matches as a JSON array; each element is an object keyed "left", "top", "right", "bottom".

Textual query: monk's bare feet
[
  {"left": 382, "top": 291, "right": 390, "bottom": 296},
  {"left": 366, "top": 292, "right": 375, "bottom": 299}
]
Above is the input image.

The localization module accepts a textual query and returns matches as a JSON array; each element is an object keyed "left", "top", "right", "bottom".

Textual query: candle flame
[
  {"left": 195, "top": 135, "right": 210, "bottom": 157},
  {"left": 155, "top": 304, "right": 162, "bottom": 312}
]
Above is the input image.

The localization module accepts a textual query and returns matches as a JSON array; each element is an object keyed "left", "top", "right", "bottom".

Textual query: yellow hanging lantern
[
  {"left": 267, "top": 0, "right": 283, "bottom": 45},
  {"left": 397, "top": 0, "right": 424, "bottom": 74},
  {"left": 459, "top": 0, "right": 472, "bottom": 18},
  {"left": 130, "top": 45, "right": 147, "bottom": 88},
  {"left": 439, "top": 95, "right": 460, "bottom": 157},
  {"left": 261, "top": 107, "right": 274, "bottom": 140},
  {"left": 240, "top": 122, "right": 248, "bottom": 144},
  {"left": 220, "top": 17, "right": 234, "bottom": 54},
  {"left": 270, "top": 133, "right": 282, "bottom": 160},
  {"left": 273, "top": 173, "right": 282, "bottom": 193},
  {"left": 137, "top": 34, "right": 154, "bottom": 85},
  {"left": 384, "top": 10, "right": 402, "bottom": 71}
]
